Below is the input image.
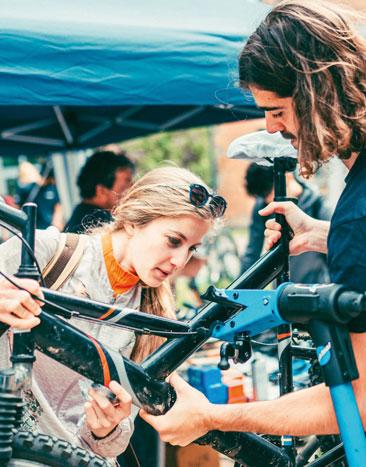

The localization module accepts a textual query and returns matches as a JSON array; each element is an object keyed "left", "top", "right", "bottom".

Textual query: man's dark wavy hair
[
  {"left": 77, "top": 150, "right": 135, "bottom": 198},
  {"left": 239, "top": 0, "right": 366, "bottom": 176}
]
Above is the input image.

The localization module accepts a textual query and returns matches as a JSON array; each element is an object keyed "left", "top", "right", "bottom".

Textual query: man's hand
[
  {"left": 0, "top": 277, "right": 43, "bottom": 329},
  {"left": 260, "top": 201, "right": 328, "bottom": 255},
  {"left": 140, "top": 373, "right": 212, "bottom": 446},
  {"left": 85, "top": 381, "right": 132, "bottom": 439}
]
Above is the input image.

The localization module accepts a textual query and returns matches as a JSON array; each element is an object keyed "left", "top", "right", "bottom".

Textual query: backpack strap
[
  {"left": 42, "top": 233, "right": 68, "bottom": 278},
  {"left": 43, "top": 233, "right": 87, "bottom": 290}
]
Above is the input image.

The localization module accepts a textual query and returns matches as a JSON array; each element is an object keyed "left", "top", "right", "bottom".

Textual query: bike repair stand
[
  {"left": 210, "top": 282, "right": 366, "bottom": 467},
  {"left": 0, "top": 203, "right": 39, "bottom": 463},
  {"left": 279, "top": 283, "right": 366, "bottom": 467},
  {"left": 309, "top": 320, "right": 366, "bottom": 466}
]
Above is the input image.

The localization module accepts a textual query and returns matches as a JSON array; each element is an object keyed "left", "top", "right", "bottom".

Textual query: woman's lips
[{"left": 155, "top": 268, "right": 170, "bottom": 280}]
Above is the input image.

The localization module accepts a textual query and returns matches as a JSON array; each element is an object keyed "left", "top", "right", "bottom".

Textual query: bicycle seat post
[
  {"left": 15, "top": 203, "right": 39, "bottom": 282},
  {"left": 12, "top": 203, "right": 39, "bottom": 404},
  {"left": 272, "top": 156, "right": 297, "bottom": 460},
  {"left": 273, "top": 156, "right": 297, "bottom": 274}
]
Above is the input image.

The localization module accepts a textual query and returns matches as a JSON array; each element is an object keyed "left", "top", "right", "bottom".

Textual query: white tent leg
[
  {"left": 0, "top": 158, "right": 6, "bottom": 195},
  {"left": 52, "top": 151, "right": 89, "bottom": 223}
]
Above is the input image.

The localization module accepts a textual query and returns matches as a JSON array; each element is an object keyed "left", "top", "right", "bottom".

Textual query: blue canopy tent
[{"left": 0, "top": 0, "right": 269, "bottom": 155}]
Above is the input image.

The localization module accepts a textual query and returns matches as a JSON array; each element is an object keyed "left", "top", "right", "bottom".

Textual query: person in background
[
  {"left": 65, "top": 150, "right": 135, "bottom": 233},
  {"left": 241, "top": 163, "right": 330, "bottom": 283},
  {"left": 15, "top": 162, "right": 63, "bottom": 230}
]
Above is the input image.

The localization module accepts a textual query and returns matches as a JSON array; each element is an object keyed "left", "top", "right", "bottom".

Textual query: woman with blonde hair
[{"left": 0, "top": 166, "right": 226, "bottom": 462}]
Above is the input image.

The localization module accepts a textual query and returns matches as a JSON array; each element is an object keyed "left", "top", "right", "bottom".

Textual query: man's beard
[{"left": 281, "top": 131, "right": 296, "bottom": 140}]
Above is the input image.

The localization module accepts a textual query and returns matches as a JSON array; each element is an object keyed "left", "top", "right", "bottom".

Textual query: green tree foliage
[{"left": 122, "top": 127, "right": 214, "bottom": 186}]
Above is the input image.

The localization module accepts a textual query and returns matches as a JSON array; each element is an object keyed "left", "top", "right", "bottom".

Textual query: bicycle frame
[{"left": 0, "top": 200, "right": 292, "bottom": 466}]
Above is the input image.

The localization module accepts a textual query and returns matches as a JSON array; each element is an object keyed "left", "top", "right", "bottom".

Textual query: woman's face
[{"left": 127, "top": 215, "right": 211, "bottom": 287}]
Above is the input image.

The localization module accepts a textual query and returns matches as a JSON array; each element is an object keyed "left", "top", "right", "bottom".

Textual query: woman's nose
[{"left": 170, "top": 249, "right": 189, "bottom": 269}]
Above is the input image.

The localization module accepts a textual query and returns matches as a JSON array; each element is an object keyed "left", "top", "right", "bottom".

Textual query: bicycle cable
[
  {"left": 251, "top": 338, "right": 278, "bottom": 347},
  {"left": 0, "top": 270, "right": 205, "bottom": 338},
  {"left": 73, "top": 313, "right": 206, "bottom": 338},
  {"left": 0, "top": 221, "right": 46, "bottom": 287},
  {"left": 0, "top": 270, "right": 77, "bottom": 319}
]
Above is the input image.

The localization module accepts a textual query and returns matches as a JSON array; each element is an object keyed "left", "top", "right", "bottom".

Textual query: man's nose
[{"left": 265, "top": 115, "right": 285, "bottom": 134}]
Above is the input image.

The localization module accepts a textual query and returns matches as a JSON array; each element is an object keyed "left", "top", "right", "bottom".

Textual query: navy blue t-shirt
[{"left": 327, "top": 153, "right": 366, "bottom": 332}]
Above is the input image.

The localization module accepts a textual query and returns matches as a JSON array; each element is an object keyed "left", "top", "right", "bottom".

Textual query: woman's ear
[{"left": 124, "top": 223, "right": 135, "bottom": 237}]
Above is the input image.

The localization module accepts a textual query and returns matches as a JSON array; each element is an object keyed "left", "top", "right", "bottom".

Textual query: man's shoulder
[
  {"left": 69, "top": 202, "right": 104, "bottom": 218},
  {"left": 332, "top": 168, "right": 366, "bottom": 227}
]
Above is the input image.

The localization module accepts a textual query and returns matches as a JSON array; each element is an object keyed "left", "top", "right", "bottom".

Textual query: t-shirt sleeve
[
  {"left": 0, "top": 227, "right": 61, "bottom": 275},
  {"left": 327, "top": 217, "right": 366, "bottom": 332}
]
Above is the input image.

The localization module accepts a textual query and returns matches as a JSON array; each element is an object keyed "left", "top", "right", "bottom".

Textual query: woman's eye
[
  {"left": 168, "top": 236, "right": 181, "bottom": 247},
  {"left": 189, "top": 246, "right": 198, "bottom": 253}
]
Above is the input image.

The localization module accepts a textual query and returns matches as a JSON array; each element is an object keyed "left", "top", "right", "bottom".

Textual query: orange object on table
[{"left": 221, "top": 369, "right": 248, "bottom": 403}]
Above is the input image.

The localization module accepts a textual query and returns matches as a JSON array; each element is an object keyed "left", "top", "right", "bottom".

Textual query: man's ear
[{"left": 95, "top": 184, "right": 107, "bottom": 198}]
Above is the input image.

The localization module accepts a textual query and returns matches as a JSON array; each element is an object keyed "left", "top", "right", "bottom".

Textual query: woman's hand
[
  {"left": 0, "top": 277, "right": 43, "bottom": 329},
  {"left": 85, "top": 381, "right": 132, "bottom": 439},
  {"left": 259, "top": 201, "right": 329, "bottom": 255}
]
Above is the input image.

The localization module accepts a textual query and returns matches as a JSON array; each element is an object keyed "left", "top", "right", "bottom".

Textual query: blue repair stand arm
[{"left": 308, "top": 320, "right": 366, "bottom": 467}]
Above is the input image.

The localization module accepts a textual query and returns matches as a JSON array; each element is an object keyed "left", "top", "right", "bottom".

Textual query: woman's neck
[{"left": 110, "top": 230, "right": 136, "bottom": 275}]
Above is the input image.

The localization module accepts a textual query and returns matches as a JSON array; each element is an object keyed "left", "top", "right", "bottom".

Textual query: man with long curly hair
[{"left": 142, "top": 0, "right": 366, "bottom": 444}]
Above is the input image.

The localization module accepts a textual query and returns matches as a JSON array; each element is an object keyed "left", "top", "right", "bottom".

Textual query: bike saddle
[{"left": 227, "top": 129, "right": 297, "bottom": 165}]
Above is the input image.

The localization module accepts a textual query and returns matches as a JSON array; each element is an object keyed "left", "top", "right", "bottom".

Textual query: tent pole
[{"left": 208, "top": 127, "right": 217, "bottom": 190}]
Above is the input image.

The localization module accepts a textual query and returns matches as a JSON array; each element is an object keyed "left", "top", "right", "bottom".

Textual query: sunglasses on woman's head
[{"left": 189, "top": 184, "right": 227, "bottom": 218}]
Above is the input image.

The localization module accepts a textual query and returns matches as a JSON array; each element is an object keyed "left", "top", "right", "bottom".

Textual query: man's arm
[
  {"left": 214, "top": 332, "right": 366, "bottom": 435},
  {"left": 141, "top": 333, "right": 366, "bottom": 446}
]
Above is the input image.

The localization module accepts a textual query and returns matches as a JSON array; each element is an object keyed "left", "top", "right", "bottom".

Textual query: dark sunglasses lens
[
  {"left": 190, "top": 184, "right": 209, "bottom": 206},
  {"left": 210, "top": 196, "right": 227, "bottom": 217}
]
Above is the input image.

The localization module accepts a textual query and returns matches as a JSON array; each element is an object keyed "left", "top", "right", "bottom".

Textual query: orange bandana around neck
[{"left": 101, "top": 233, "right": 139, "bottom": 295}]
